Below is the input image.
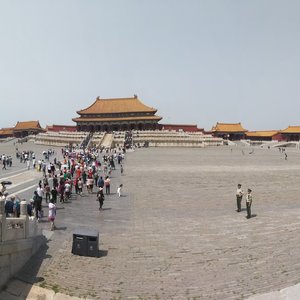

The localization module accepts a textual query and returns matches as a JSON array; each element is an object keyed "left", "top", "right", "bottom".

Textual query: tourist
[
  {"left": 86, "top": 177, "right": 94, "bottom": 194},
  {"left": 33, "top": 190, "right": 42, "bottom": 221},
  {"left": 58, "top": 180, "right": 65, "bottom": 202},
  {"left": 2, "top": 158, "right": 6, "bottom": 170},
  {"left": 96, "top": 187, "right": 105, "bottom": 210},
  {"left": 77, "top": 178, "right": 83, "bottom": 196},
  {"left": 64, "top": 180, "right": 71, "bottom": 200},
  {"left": 51, "top": 187, "right": 58, "bottom": 203},
  {"left": 94, "top": 172, "right": 99, "bottom": 187},
  {"left": 27, "top": 199, "right": 34, "bottom": 217},
  {"left": 52, "top": 174, "right": 58, "bottom": 189},
  {"left": 5, "top": 196, "right": 15, "bottom": 217},
  {"left": 120, "top": 165, "right": 124, "bottom": 175},
  {"left": 117, "top": 184, "right": 123, "bottom": 197},
  {"left": 37, "top": 185, "right": 44, "bottom": 201},
  {"left": 48, "top": 199, "right": 57, "bottom": 231},
  {"left": 236, "top": 184, "right": 244, "bottom": 212},
  {"left": 246, "top": 189, "right": 253, "bottom": 219},
  {"left": 104, "top": 176, "right": 111, "bottom": 195},
  {"left": 13, "top": 195, "right": 21, "bottom": 217},
  {"left": 45, "top": 183, "right": 51, "bottom": 203},
  {"left": 97, "top": 176, "right": 104, "bottom": 188}
]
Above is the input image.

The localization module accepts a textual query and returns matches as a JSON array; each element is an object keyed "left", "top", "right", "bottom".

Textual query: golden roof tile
[
  {"left": 246, "top": 130, "right": 279, "bottom": 137},
  {"left": 14, "top": 121, "right": 43, "bottom": 131},
  {"left": 281, "top": 126, "right": 300, "bottom": 133},
  {"left": 212, "top": 122, "right": 247, "bottom": 133},
  {"left": 0, "top": 128, "right": 14, "bottom": 135},
  {"left": 77, "top": 96, "right": 157, "bottom": 115}
]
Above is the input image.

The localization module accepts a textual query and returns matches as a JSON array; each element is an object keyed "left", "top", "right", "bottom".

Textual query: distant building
[
  {"left": 0, "top": 128, "right": 14, "bottom": 138},
  {"left": 72, "top": 95, "right": 162, "bottom": 132},
  {"left": 211, "top": 122, "right": 247, "bottom": 140},
  {"left": 46, "top": 124, "right": 77, "bottom": 132},
  {"left": 160, "top": 124, "right": 203, "bottom": 132},
  {"left": 246, "top": 130, "right": 283, "bottom": 141},
  {"left": 13, "top": 121, "right": 44, "bottom": 138},
  {"left": 280, "top": 126, "right": 300, "bottom": 141}
]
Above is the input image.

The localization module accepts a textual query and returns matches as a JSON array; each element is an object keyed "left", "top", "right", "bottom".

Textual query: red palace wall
[{"left": 47, "top": 125, "right": 77, "bottom": 132}]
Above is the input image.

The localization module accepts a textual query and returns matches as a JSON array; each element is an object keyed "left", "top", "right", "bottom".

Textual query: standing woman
[{"left": 48, "top": 199, "right": 57, "bottom": 230}]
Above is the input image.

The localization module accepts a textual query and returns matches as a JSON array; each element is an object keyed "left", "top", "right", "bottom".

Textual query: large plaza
[{"left": 1, "top": 143, "right": 300, "bottom": 299}]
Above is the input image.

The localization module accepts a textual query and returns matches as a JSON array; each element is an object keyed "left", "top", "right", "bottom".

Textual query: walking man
[{"left": 236, "top": 184, "right": 244, "bottom": 212}]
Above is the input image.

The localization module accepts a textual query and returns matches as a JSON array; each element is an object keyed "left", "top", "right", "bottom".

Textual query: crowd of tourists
[{"left": 1, "top": 145, "right": 126, "bottom": 231}]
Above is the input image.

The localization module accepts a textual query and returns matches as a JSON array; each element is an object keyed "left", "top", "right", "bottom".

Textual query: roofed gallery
[{"left": 72, "top": 95, "right": 162, "bottom": 132}]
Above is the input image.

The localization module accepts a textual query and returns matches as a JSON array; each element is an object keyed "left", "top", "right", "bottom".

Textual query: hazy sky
[{"left": 1, "top": 0, "right": 300, "bottom": 131}]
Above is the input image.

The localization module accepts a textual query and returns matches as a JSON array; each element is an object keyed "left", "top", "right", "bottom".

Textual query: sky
[{"left": 0, "top": 0, "right": 300, "bottom": 131}]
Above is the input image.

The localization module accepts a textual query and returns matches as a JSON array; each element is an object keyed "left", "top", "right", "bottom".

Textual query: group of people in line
[{"left": 236, "top": 184, "right": 253, "bottom": 219}]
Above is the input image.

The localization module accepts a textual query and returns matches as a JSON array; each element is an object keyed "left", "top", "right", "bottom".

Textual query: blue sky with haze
[{"left": 1, "top": 0, "right": 300, "bottom": 131}]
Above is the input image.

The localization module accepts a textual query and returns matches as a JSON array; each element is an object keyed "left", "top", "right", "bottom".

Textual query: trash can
[{"left": 72, "top": 227, "right": 99, "bottom": 257}]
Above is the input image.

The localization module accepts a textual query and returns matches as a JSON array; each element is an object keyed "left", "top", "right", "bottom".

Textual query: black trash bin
[{"left": 72, "top": 227, "right": 99, "bottom": 257}]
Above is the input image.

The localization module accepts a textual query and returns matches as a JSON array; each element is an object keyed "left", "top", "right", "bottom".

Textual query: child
[
  {"left": 117, "top": 184, "right": 123, "bottom": 197},
  {"left": 121, "top": 165, "right": 124, "bottom": 175}
]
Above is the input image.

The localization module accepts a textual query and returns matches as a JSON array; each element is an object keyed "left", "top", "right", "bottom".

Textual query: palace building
[
  {"left": 211, "top": 122, "right": 247, "bottom": 140},
  {"left": 72, "top": 95, "right": 162, "bottom": 132},
  {"left": 280, "top": 126, "right": 300, "bottom": 141},
  {"left": 246, "top": 130, "right": 283, "bottom": 141},
  {"left": 13, "top": 121, "right": 45, "bottom": 138}
]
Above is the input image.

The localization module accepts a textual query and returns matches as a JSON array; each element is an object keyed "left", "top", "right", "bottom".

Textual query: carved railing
[{"left": 0, "top": 200, "right": 41, "bottom": 242}]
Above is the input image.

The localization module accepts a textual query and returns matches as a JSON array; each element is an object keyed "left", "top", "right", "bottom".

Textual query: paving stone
[
  {"left": 54, "top": 293, "right": 82, "bottom": 300},
  {"left": 3, "top": 143, "right": 300, "bottom": 299}
]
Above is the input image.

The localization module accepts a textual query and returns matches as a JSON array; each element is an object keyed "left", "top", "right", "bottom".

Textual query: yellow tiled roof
[
  {"left": 77, "top": 96, "right": 157, "bottom": 114},
  {"left": 281, "top": 126, "right": 300, "bottom": 133},
  {"left": 246, "top": 130, "right": 279, "bottom": 137},
  {"left": 212, "top": 122, "right": 247, "bottom": 132},
  {"left": 14, "top": 121, "right": 43, "bottom": 131},
  {"left": 73, "top": 115, "right": 162, "bottom": 123},
  {"left": 0, "top": 128, "right": 14, "bottom": 135}
]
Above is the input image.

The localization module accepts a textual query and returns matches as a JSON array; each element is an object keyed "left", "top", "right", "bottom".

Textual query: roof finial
[
  {"left": 97, "top": 96, "right": 100, "bottom": 100},
  {"left": 134, "top": 94, "right": 138, "bottom": 99}
]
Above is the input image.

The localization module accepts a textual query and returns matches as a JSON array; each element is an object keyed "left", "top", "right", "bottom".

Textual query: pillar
[
  {"left": 0, "top": 198, "right": 6, "bottom": 241},
  {"left": 20, "top": 200, "right": 29, "bottom": 238}
]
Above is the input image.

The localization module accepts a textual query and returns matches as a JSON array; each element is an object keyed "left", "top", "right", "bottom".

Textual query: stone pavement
[{"left": 2, "top": 144, "right": 300, "bottom": 299}]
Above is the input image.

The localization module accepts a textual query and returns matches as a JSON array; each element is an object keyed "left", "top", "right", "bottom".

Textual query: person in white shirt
[
  {"left": 37, "top": 186, "right": 44, "bottom": 200},
  {"left": 236, "top": 184, "right": 244, "bottom": 212},
  {"left": 48, "top": 199, "right": 56, "bottom": 231},
  {"left": 117, "top": 184, "right": 123, "bottom": 197}
]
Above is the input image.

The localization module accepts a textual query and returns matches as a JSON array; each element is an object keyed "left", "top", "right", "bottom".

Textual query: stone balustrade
[
  {"left": 34, "top": 131, "right": 89, "bottom": 147},
  {"left": 32, "top": 130, "right": 223, "bottom": 148},
  {"left": 0, "top": 200, "right": 41, "bottom": 242}
]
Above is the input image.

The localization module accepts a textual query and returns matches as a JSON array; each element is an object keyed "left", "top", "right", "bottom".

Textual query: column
[
  {"left": 0, "top": 198, "right": 6, "bottom": 242},
  {"left": 20, "top": 200, "right": 29, "bottom": 238}
]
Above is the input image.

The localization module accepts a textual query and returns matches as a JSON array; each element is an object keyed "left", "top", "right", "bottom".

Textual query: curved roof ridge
[{"left": 76, "top": 96, "right": 157, "bottom": 115}]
